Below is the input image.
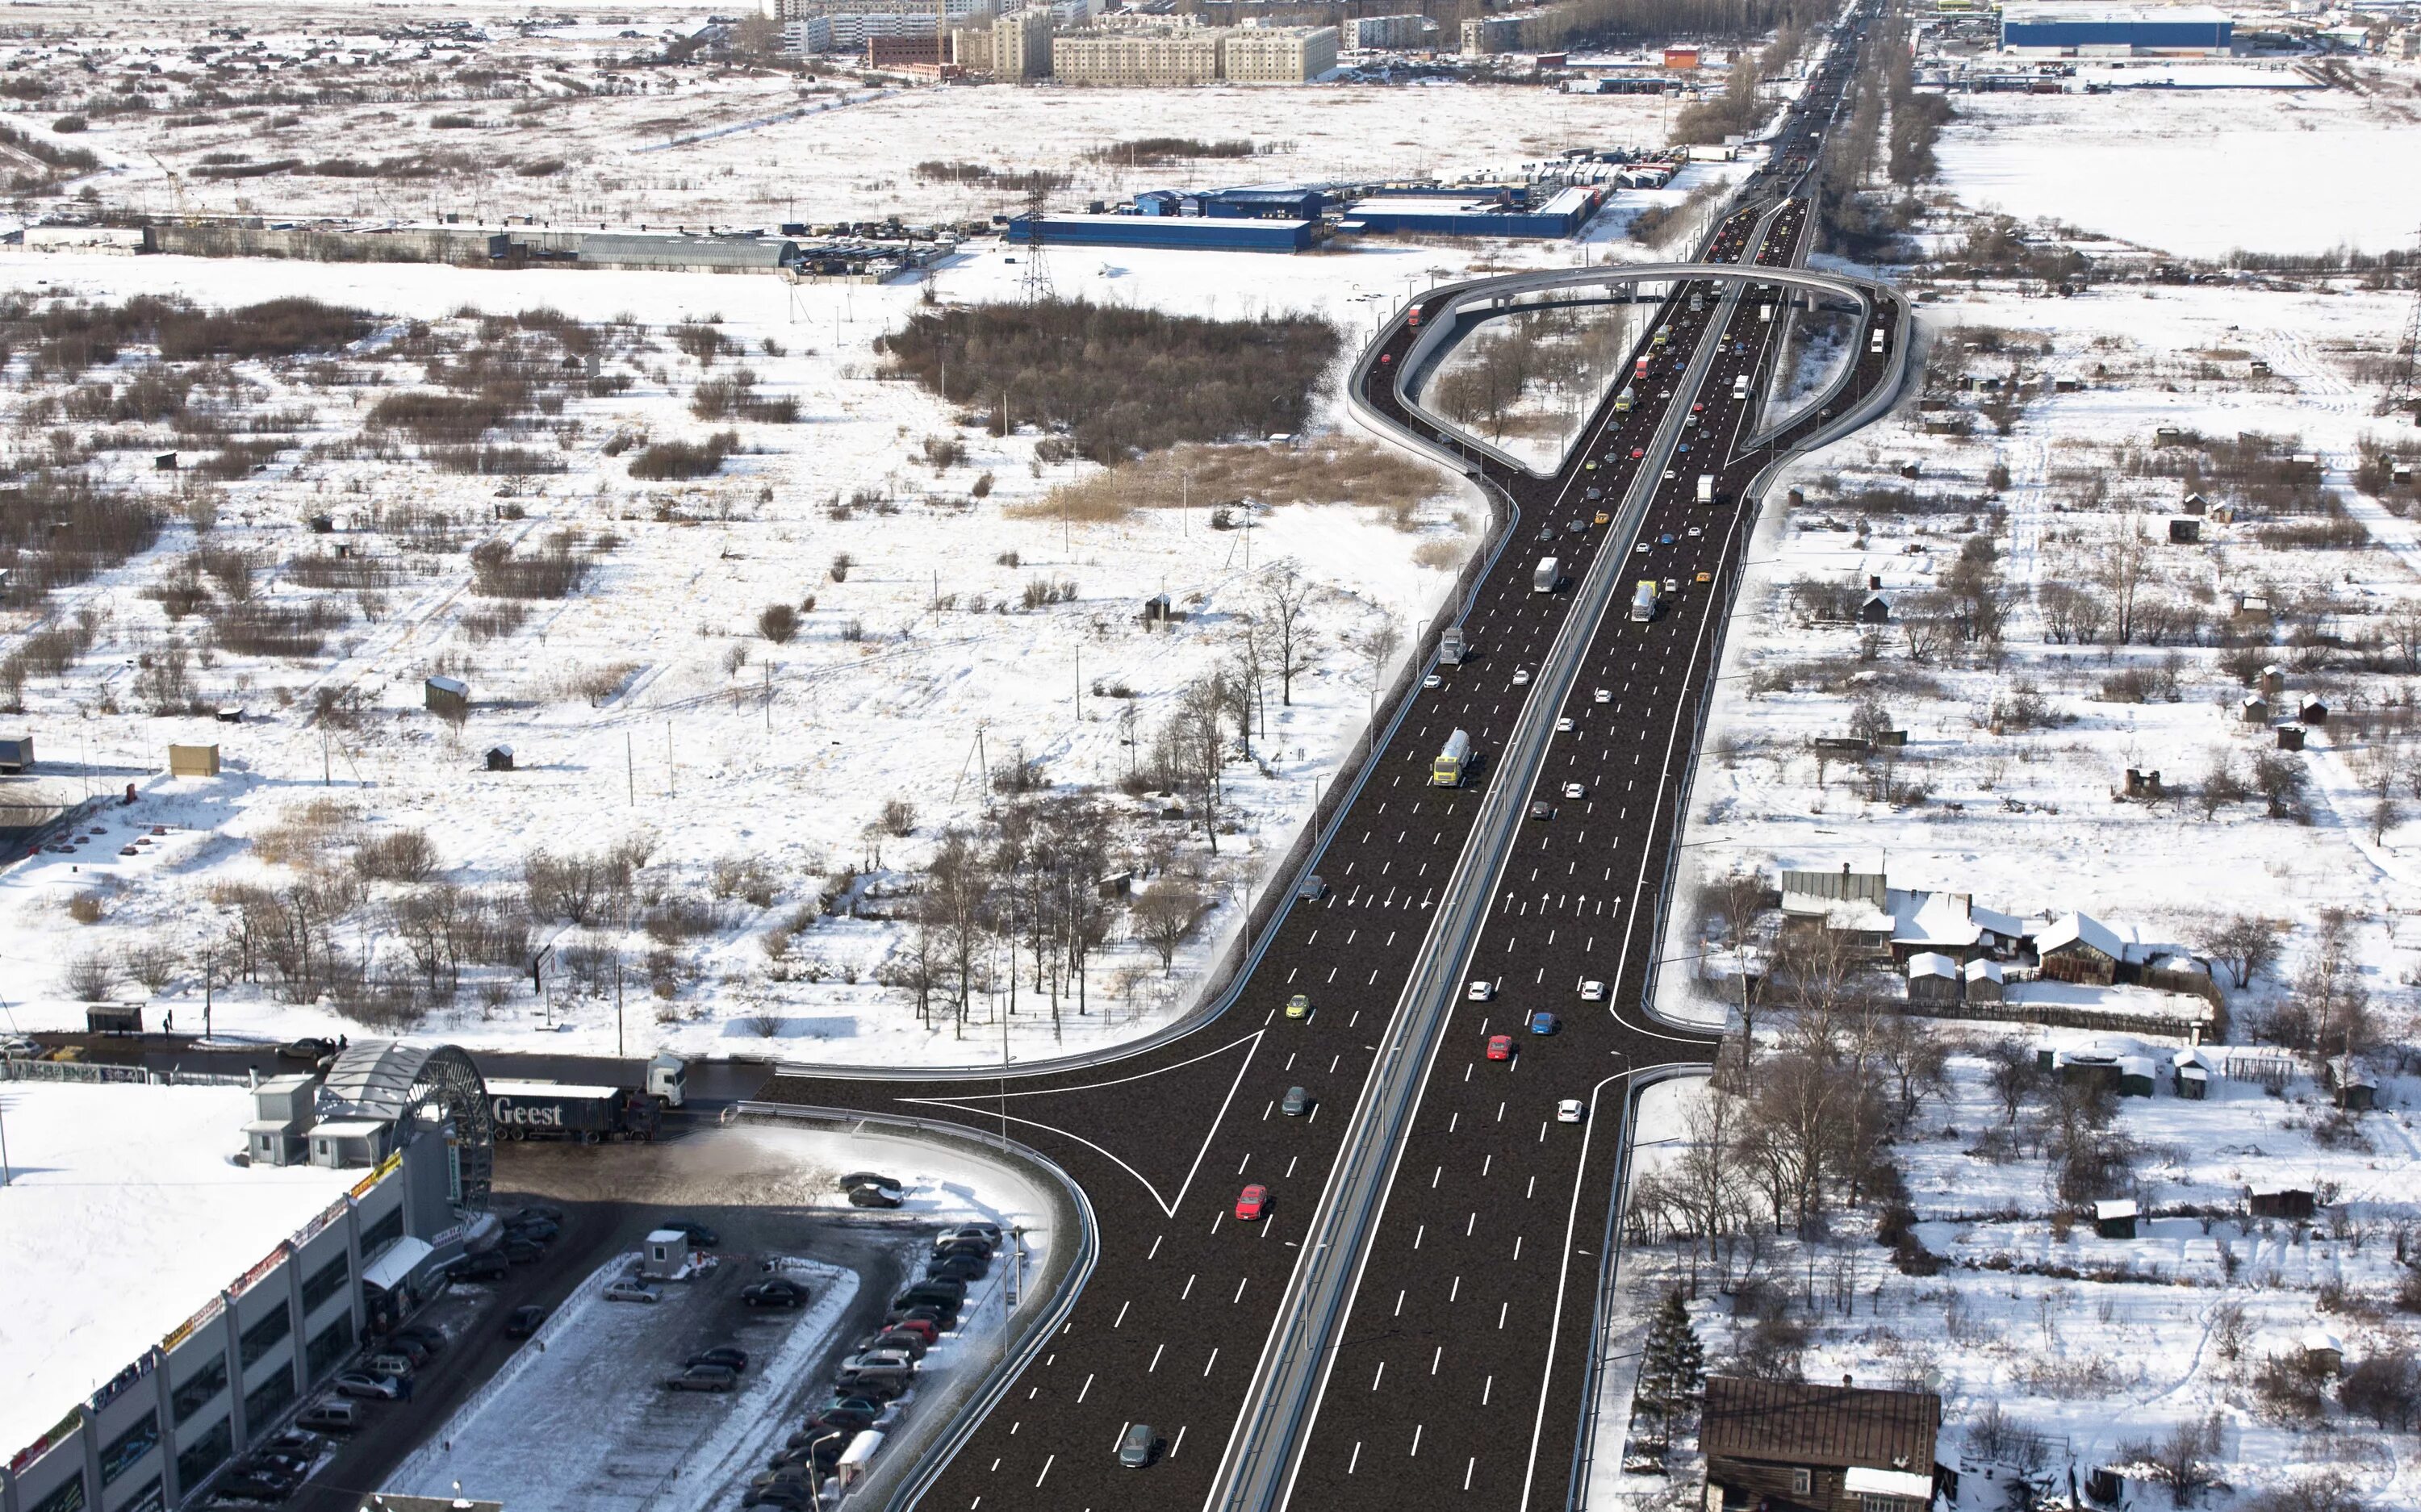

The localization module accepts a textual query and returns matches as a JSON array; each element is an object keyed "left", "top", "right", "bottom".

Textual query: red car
[
  {"left": 1629, "top": 447, "right": 1645, "bottom": 459},
  {"left": 1486, "top": 1034, "right": 1514, "bottom": 1062},
  {"left": 1236, "top": 1184, "right": 1270, "bottom": 1222}
]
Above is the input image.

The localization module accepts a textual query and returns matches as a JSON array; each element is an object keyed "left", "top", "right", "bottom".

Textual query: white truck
[
  {"left": 1696, "top": 474, "right": 1716, "bottom": 504},
  {"left": 1732, "top": 373, "right": 1750, "bottom": 400},
  {"left": 1439, "top": 625, "right": 1466, "bottom": 666},
  {"left": 1630, "top": 580, "right": 1658, "bottom": 623},
  {"left": 1533, "top": 556, "right": 1562, "bottom": 593}
]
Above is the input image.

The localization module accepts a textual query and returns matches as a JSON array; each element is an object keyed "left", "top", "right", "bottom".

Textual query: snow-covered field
[
  {"left": 0, "top": 1079, "right": 358, "bottom": 1455},
  {"left": 1934, "top": 59, "right": 2421, "bottom": 260}
]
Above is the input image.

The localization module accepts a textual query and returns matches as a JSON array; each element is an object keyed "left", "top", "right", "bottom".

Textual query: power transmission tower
[
  {"left": 1018, "top": 173, "right": 1054, "bottom": 304},
  {"left": 2387, "top": 230, "right": 2421, "bottom": 425}
]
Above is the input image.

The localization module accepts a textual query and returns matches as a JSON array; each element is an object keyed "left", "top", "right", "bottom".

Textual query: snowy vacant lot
[{"left": 1934, "top": 60, "right": 2421, "bottom": 260}]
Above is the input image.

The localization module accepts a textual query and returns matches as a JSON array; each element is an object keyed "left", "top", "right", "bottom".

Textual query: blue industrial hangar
[{"left": 2000, "top": 4, "right": 2233, "bottom": 53}]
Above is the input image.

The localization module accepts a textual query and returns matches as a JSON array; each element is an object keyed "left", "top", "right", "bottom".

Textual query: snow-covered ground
[
  {"left": 0, "top": 1078, "right": 357, "bottom": 1456},
  {"left": 1604, "top": 1035, "right": 2421, "bottom": 1512},
  {"left": 1934, "top": 59, "right": 2421, "bottom": 259}
]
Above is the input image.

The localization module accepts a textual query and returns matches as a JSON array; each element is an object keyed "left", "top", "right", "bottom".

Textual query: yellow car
[
  {"left": 1695, "top": 571, "right": 1712, "bottom": 583},
  {"left": 1285, "top": 994, "right": 1312, "bottom": 1020},
  {"left": 48, "top": 1044, "right": 85, "bottom": 1063},
  {"left": 1593, "top": 511, "right": 1611, "bottom": 526}
]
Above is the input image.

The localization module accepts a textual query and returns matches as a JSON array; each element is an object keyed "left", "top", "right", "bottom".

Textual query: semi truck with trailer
[{"left": 485, "top": 1053, "right": 688, "bottom": 1145}]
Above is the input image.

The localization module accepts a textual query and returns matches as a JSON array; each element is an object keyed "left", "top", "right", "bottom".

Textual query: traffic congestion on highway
[{"left": 750, "top": 10, "right": 1907, "bottom": 1509}]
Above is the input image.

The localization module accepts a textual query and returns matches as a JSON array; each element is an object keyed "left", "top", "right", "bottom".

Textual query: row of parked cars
[{"left": 739, "top": 1223, "right": 1003, "bottom": 1509}]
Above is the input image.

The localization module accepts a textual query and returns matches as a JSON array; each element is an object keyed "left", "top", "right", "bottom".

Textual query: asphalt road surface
[{"left": 744, "top": 26, "right": 1907, "bottom": 1502}]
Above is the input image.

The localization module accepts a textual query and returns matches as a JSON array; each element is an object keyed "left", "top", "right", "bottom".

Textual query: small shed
[
  {"left": 2301, "top": 1331, "right": 2344, "bottom": 1375},
  {"left": 86, "top": 1004, "right": 143, "bottom": 1034},
  {"left": 1858, "top": 594, "right": 1892, "bottom": 624},
  {"left": 167, "top": 743, "right": 222, "bottom": 778},
  {"left": 2298, "top": 697, "right": 2328, "bottom": 725},
  {"left": 153, "top": 451, "right": 178, "bottom": 472},
  {"left": 215, "top": 705, "right": 244, "bottom": 725},
  {"left": 2247, "top": 1185, "right": 2314, "bottom": 1220},
  {"left": 2093, "top": 1199, "right": 2139, "bottom": 1239},
  {"left": 425, "top": 675, "right": 470, "bottom": 718},
  {"left": 2248, "top": 359, "right": 2272, "bottom": 377},
  {"left": 1096, "top": 870, "right": 1133, "bottom": 900},
  {"left": 2124, "top": 767, "right": 2163, "bottom": 799},
  {"left": 2055, "top": 1050, "right": 2122, "bottom": 1093},
  {"left": 1141, "top": 593, "right": 1173, "bottom": 626},
  {"left": 2168, "top": 517, "right": 2201, "bottom": 544},
  {"left": 2239, "top": 695, "right": 2270, "bottom": 725},
  {"left": 2173, "top": 1047, "right": 2210, "bottom": 1101},
  {"left": 640, "top": 1228, "right": 696, "bottom": 1280},
  {"left": 2117, "top": 1055, "right": 2157, "bottom": 1098},
  {"left": 2259, "top": 664, "right": 2286, "bottom": 697},
  {"left": 307, "top": 513, "right": 335, "bottom": 534},
  {"left": 2323, "top": 1055, "right": 2377, "bottom": 1111},
  {"left": 2180, "top": 492, "right": 2209, "bottom": 516},
  {"left": 0, "top": 733, "right": 31, "bottom": 774},
  {"left": 484, "top": 744, "right": 516, "bottom": 772},
  {"left": 1963, "top": 958, "right": 2005, "bottom": 1003},
  {"left": 1906, "top": 951, "right": 1959, "bottom": 1005},
  {"left": 2276, "top": 725, "right": 2306, "bottom": 752}
]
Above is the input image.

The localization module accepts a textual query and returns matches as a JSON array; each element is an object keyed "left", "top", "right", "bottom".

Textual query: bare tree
[
  {"left": 1258, "top": 566, "right": 1318, "bottom": 706},
  {"left": 2092, "top": 525, "right": 2156, "bottom": 644},
  {"left": 1131, "top": 882, "right": 1205, "bottom": 971}
]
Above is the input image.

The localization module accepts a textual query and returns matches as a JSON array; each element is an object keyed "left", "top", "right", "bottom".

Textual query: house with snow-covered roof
[
  {"left": 2035, "top": 909, "right": 2124, "bottom": 985},
  {"left": 1889, "top": 891, "right": 2024, "bottom": 963}
]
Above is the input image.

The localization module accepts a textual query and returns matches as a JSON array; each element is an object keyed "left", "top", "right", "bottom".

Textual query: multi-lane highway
[{"left": 743, "top": 21, "right": 1909, "bottom": 1502}]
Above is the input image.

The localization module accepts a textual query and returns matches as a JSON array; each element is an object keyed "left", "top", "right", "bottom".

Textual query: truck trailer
[
  {"left": 1631, "top": 580, "right": 1659, "bottom": 622},
  {"left": 1431, "top": 729, "right": 1474, "bottom": 787},
  {"left": 1533, "top": 557, "right": 1562, "bottom": 593},
  {"left": 1696, "top": 474, "right": 1716, "bottom": 504},
  {"left": 488, "top": 1080, "right": 663, "bottom": 1143}
]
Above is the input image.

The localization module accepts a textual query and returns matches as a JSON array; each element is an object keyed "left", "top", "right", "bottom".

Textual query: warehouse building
[
  {"left": 1343, "top": 185, "right": 1600, "bottom": 238},
  {"left": 0, "top": 1044, "right": 493, "bottom": 1512},
  {"left": 2001, "top": 3, "right": 2234, "bottom": 54},
  {"left": 1223, "top": 24, "right": 1339, "bottom": 81},
  {"left": 1349, "top": 13, "right": 1431, "bottom": 48},
  {"left": 1006, "top": 212, "right": 1318, "bottom": 252}
]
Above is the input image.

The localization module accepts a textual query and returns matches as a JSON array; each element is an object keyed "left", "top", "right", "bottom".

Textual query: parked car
[
  {"left": 215, "top": 1471, "right": 299, "bottom": 1503},
  {"left": 885, "top": 1318, "right": 939, "bottom": 1345},
  {"left": 500, "top": 1238, "right": 546, "bottom": 1266},
  {"left": 262, "top": 1429, "right": 325, "bottom": 1459},
  {"left": 665, "top": 1365, "right": 739, "bottom": 1393},
  {"left": 848, "top": 1184, "right": 905, "bottom": 1209},
  {"left": 0, "top": 1035, "right": 40, "bottom": 1059},
  {"left": 374, "top": 1337, "right": 430, "bottom": 1369},
  {"left": 743, "top": 1473, "right": 819, "bottom": 1509},
  {"left": 928, "top": 1254, "right": 986, "bottom": 1283},
  {"left": 687, "top": 1347, "right": 749, "bottom": 1373},
  {"left": 503, "top": 1218, "right": 558, "bottom": 1244},
  {"left": 742, "top": 1279, "right": 809, "bottom": 1309},
  {"left": 946, "top": 1222, "right": 1003, "bottom": 1247},
  {"left": 657, "top": 1219, "right": 720, "bottom": 1248},
  {"left": 605, "top": 1280, "right": 663, "bottom": 1305},
  {"left": 836, "top": 1173, "right": 902, "bottom": 1194},
  {"left": 389, "top": 1324, "right": 445, "bottom": 1357},
  {"left": 451, "top": 1251, "right": 509, "bottom": 1282},
  {"left": 366, "top": 1351, "right": 417, "bottom": 1380},
  {"left": 504, "top": 1305, "right": 548, "bottom": 1339},
  {"left": 332, "top": 1372, "right": 402, "bottom": 1401},
  {"left": 295, "top": 1401, "right": 359, "bottom": 1434},
  {"left": 867, "top": 1329, "right": 929, "bottom": 1359},
  {"left": 507, "top": 1203, "right": 564, "bottom": 1225},
  {"left": 277, "top": 1037, "right": 337, "bottom": 1063}
]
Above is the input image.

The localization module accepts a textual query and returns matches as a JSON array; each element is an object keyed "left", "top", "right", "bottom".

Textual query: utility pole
[
  {"left": 626, "top": 730, "right": 635, "bottom": 806},
  {"left": 763, "top": 662, "right": 772, "bottom": 733},
  {"left": 666, "top": 720, "right": 675, "bottom": 797}
]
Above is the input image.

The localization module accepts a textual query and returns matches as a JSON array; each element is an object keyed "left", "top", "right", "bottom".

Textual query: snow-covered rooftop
[{"left": 0, "top": 1081, "right": 357, "bottom": 1455}]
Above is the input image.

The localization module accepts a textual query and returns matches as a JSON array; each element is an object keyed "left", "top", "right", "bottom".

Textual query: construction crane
[{"left": 146, "top": 149, "right": 186, "bottom": 222}]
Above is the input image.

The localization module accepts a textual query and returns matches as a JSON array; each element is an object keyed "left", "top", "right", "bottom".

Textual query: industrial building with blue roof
[{"left": 2000, "top": 3, "right": 2234, "bottom": 53}]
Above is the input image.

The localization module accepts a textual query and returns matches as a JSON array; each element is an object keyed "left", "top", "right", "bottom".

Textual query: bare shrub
[
  {"left": 758, "top": 603, "right": 799, "bottom": 644},
  {"left": 354, "top": 828, "right": 440, "bottom": 884},
  {"left": 1017, "top": 438, "right": 1444, "bottom": 524},
  {"left": 66, "top": 890, "right": 106, "bottom": 924},
  {"left": 123, "top": 942, "right": 182, "bottom": 993},
  {"left": 65, "top": 951, "right": 115, "bottom": 1000}
]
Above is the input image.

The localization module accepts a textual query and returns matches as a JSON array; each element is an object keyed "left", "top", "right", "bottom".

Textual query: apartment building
[
  {"left": 1223, "top": 24, "right": 1340, "bottom": 81},
  {"left": 1052, "top": 27, "right": 1225, "bottom": 83}
]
